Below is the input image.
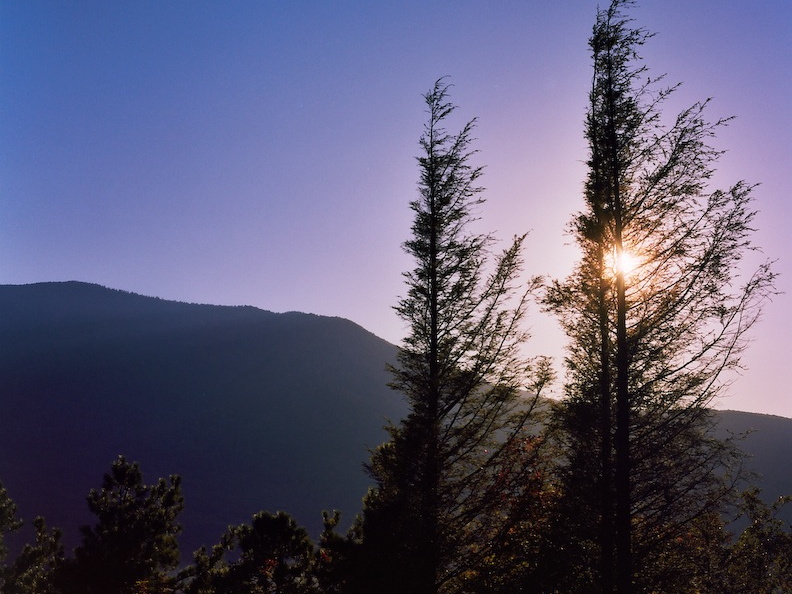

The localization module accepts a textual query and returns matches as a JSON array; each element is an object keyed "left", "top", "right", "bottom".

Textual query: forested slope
[
  {"left": 0, "top": 281, "right": 403, "bottom": 555},
  {"left": 0, "top": 282, "right": 786, "bottom": 557}
]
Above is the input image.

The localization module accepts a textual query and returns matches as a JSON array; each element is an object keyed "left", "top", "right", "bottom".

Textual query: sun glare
[
  {"left": 615, "top": 250, "right": 640, "bottom": 276},
  {"left": 607, "top": 248, "right": 641, "bottom": 278}
]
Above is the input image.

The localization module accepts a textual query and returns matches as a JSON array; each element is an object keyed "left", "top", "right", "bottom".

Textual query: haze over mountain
[{"left": 0, "top": 282, "right": 788, "bottom": 556}]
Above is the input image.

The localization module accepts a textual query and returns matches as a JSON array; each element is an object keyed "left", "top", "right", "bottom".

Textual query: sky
[{"left": 2, "top": 1, "right": 790, "bottom": 418}]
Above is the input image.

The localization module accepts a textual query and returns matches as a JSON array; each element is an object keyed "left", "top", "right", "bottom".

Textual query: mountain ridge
[
  {"left": 1, "top": 281, "right": 788, "bottom": 557},
  {"left": 1, "top": 281, "right": 404, "bottom": 555}
]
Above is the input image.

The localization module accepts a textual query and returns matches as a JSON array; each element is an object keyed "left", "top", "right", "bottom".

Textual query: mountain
[
  {"left": 0, "top": 281, "right": 405, "bottom": 555},
  {"left": 0, "top": 282, "right": 788, "bottom": 558},
  {"left": 715, "top": 410, "right": 792, "bottom": 515}
]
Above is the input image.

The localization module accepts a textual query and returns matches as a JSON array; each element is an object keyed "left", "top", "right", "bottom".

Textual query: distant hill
[
  {"left": 715, "top": 410, "right": 792, "bottom": 516},
  {"left": 0, "top": 282, "right": 788, "bottom": 558},
  {"left": 0, "top": 281, "right": 404, "bottom": 555}
]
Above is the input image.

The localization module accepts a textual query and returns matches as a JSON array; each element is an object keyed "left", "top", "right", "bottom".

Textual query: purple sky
[{"left": 2, "top": 1, "right": 790, "bottom": 418}]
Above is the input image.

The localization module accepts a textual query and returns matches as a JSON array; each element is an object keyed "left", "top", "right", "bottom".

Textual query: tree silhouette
[
  {"left": 4, "top": 517, "right": 64, "bottom": 594},
  {"left": 357, "top": 79, "right": 551, "bottom": 594},
  {"left": 545, "top": 1, "right": 776, "bottom": 592},
  {"left": 723, "top": 489, "right": 792, "bottom": 593},
  {"left": 180, "top": 510, "right": 319, "bottom": 594},
  {"left": 54, "top": 456, "right": 184, "bottom": 594},
  {"left": 0, "top": 481, "right": 24, "bottom": 591}
]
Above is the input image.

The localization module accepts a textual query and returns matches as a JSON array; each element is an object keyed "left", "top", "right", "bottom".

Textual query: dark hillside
[
  {"left": 0, "top": 282, "right": 404, "bottom": 555},
  {"left": 715, "top": 410, "right": 792, "bottom": 517},
  {"left": 0, "top": 282, "right": 788, "bottom": 558}
]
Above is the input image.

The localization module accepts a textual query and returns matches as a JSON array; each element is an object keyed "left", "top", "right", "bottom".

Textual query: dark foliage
[
  {"left": 53, "top": 456, "right": 183, "bottom": 594},
  {"left": 544, "top": 1, "right": 776, "bottom": 592},
  {"left": 355, "top": 79, "right": 551, "bottom": 594}
]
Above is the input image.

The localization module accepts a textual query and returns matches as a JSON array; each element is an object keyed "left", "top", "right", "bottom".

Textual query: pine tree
[
  {"left": 545, "top": 1, "right": 776, "bottom": 592},
  {"left": 54, "top": 456, "right": 184, "bottom": 594},
  {"left": 1, "top": 480, "right": 64, "bottom": 594},
  {"left": 357, "top": 79, "right": 550, "bottom": 594},
  {"left": 0, "top": 481, "right": 24, "bottom": 591},
  {"left": 723, "top": 489, "right": 792, "bottom": 593},
  {"left": 211, "top": 511, "right": 317, "bottom": 594},
  {"left": 4, "top": 516, "right": 64, "bottom": 594},
  {"left": 180, "top": 510, "right": 319, "bottom": 594}
]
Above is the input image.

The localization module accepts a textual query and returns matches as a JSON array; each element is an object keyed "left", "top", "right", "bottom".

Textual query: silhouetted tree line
[
  {"left": 0, "top": 456, "right": 790, "bottom": 593},
  {"left": 1, "top": 456, "right": 790, "bottom": 594},
  {"left": 1, "top": 2, "right": 788, "bottom": 592}
]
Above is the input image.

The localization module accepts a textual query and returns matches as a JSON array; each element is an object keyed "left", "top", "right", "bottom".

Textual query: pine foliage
[
  {"left": 357, "top": 79, "right": 551, "bottom": 594},
  {"left": 544, "top": 1, "right": 777, "bottom": 591}
]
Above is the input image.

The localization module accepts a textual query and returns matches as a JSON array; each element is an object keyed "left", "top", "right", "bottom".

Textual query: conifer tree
[
  {"left": 545, "top": 2, "right": 776, "bottom": 592},
  {"left": 180, "top": 510, "right": 319, "bottom": 594},
  {"left": 0, "top": 481, "right": 23, "bottom": 591},
  {"left": 213, "top": 511, "right": 317, "bottom": 594},
  {"left": 357, "top": 79, "right": 550, "bottom": 594},
  {"left": 4, "top": 517, "right": 64, "bottom": 594},
  {"left": 54, "top": 456, "right": 184, "bottom": 594},
  {"left": 723, "top": 489, "right": 792, "bottom": 593}
]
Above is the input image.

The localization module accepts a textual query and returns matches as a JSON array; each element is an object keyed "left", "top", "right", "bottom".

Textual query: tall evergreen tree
[
  {"left": 357, "top": 79, "right": 551, "bottom": 594},
  {"left": 545, "top": 2, "right": 776, "bottom": 592}
]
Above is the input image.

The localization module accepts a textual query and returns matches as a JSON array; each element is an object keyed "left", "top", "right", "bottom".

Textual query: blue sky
[{"left": 2, "top": 1, "right": 790, "bottom": 417}]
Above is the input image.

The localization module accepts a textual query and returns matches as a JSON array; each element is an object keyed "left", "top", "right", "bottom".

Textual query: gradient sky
[{"left": 2, "top": 1, "right": 790, "bottom": 417}]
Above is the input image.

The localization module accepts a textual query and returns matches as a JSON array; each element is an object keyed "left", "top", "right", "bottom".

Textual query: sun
[
  {"left": 607, "top": 248, "right": 641, "bottom": 278},
  {"left": 614, "top": 250, "right": 640, "bottom": 276}
]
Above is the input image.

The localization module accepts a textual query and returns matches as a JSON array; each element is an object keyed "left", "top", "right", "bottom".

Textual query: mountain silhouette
[
  {"left": 0, "top": 281, "right": 404, "bottom": 555},
  {"left": 1, "top": 282, "right": 788, "bottom": 558},
  {"left": 715, "top": 409, "right": 792, "bottom": 516}
]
